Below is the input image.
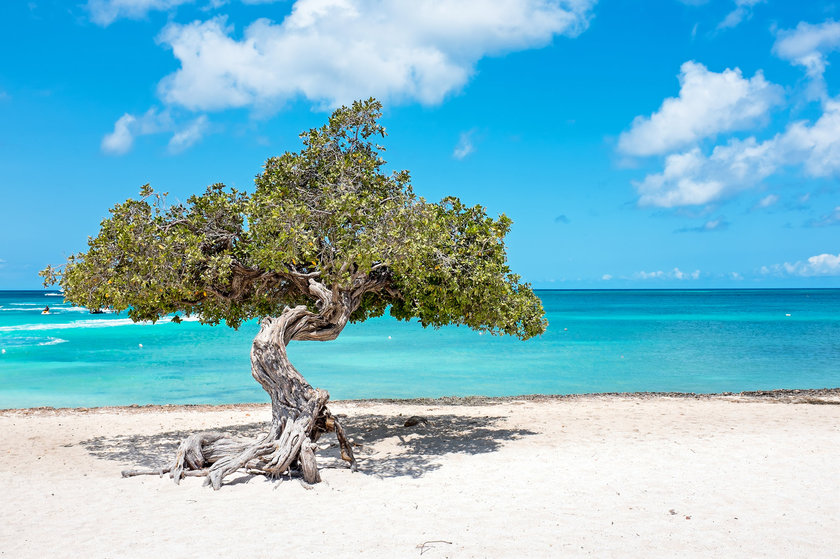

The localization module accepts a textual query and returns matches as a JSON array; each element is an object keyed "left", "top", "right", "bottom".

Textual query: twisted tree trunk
[{"left": 124, "top": 300, "right": 357, "bottom": 489}]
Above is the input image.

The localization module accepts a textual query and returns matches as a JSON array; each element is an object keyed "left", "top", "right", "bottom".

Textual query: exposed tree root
[
  {"left": 123, "top": 309, "right": 360, "bottom": 489},
  {"left": 122, "top": 407, "right": 356, "bottom": 488}
]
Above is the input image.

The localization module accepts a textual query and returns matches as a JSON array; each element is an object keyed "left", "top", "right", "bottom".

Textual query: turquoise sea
[{"left": 0, "top": 289, "right": 838, "bottom": 408}]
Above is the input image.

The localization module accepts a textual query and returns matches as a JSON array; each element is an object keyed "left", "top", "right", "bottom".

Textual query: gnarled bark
[{"left": 124, "top": 292, "right": 358, "bottom": 489}]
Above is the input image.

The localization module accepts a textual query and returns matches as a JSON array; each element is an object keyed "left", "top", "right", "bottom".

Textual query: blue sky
[{"left": 1, "top": 0, "right": 839, "bottom": 289}]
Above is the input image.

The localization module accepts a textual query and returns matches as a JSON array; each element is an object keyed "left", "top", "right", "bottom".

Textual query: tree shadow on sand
[
  {"left": 78, "top": 422, "right": 268, "bottom": 471},
  {"left": 338, "top": 414, "right": 536, "bottom": 478},
  {"left": 78, "top": 414, "right": 536, "bottom": 479}
]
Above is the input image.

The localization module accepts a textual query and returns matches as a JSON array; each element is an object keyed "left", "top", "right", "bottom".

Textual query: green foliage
[{"left": 42, "top": 99, "right": 547, "bottom": 339}]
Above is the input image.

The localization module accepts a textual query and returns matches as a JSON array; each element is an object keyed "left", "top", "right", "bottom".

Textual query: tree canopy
[{"left": 42, "top": 98, "right": 546, "bottom": 340}]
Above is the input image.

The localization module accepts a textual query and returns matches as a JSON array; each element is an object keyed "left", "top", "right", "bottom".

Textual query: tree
[{"left": 41, "top": 99, "right": 547, "bottom": 489}]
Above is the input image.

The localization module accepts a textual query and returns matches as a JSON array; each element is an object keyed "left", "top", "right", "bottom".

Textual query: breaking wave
[
  {"left": 0, "top": 315, "right": 195, "bottom": 333},
  {"left": 1, "top": 318, "right": 152, "bottom": 332}
]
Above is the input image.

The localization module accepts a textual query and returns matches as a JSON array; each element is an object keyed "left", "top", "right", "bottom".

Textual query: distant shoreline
[
  {"left": 4, "top": 387, "right": 838, "bottom": 414},
  {"left": 3, "top": 287, "right": 840, "bottom": 293}
]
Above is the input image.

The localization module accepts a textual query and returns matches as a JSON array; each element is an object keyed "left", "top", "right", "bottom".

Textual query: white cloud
[
  {"left": 618, "top": 61, "right": 783, "bottom": 157},
  {"left": 156, "top": 0, "right": 595, "bottom": 111},
  {"left": 102, "top": 114, "right": 139, "bottom": 154},
  {"left": 807, "top": 205, "right": 840, "bottom": 227},
  {"left": 87, "top": 0, "right": 194, "bottom": 26},
  {"left": 773, "top": 20, "right": 840, "bottom": 98},
  {"left": 601, "top": 274, "right": 612, "bottom": 280},
  {"left": 635, "top": 98, "right": 840, "bottom": 207},
  {"left": 87, "top": 0, "right": 288, "bottom": 25},
  {"left": 673, "top": 267, "right": 701, "bottom": 280},
  {"left": 762, "top": 253, "right": 840, "bottom": 276},
  {"left": 453, "top": 130, "right": 476, "bottom": 160},
  {"left": 634, "top": 268, "right": 700, "bottom": 280},
  {"left": 102, "top": 109, "right": 172, "bottom": 154},
  {"left": 757, "top": 194, "right": 778, "bottom": 208},
  {"left": 803, "top": 253, "right": 840, "bottom": 275},
  {"left": 168, "top": 115, "right": 209, "bottom": 152},
  {"left": 717, "top": 0, "right": 764, "bottom": 30},
  {"left": 101, "top": 108, "right": 208, "bottom": 155}
]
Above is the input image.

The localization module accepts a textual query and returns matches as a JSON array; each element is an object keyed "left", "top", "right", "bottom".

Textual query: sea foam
[
  {"left": 0, "top": 336, "right": 69, "bottom": 348},
  {"left": 0, "top": 318, "right": 150, "bottom": 332},
  {"left": 38, "top": 337, "right": 69, "bottom": 346}
]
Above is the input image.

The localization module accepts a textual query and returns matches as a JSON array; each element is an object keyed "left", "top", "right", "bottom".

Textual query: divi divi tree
[{"left": 41, "top": 99, "right": 547, "bottom": 489}]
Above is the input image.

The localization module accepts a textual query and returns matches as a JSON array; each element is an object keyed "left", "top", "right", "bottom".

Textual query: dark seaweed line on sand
[{"left": 3, "top": 387, "right": 839, "bottom": 414}]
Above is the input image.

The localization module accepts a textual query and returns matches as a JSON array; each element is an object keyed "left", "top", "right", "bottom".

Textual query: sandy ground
[{"left": 1, "top": 391, "right": 838, "bottom": 558}]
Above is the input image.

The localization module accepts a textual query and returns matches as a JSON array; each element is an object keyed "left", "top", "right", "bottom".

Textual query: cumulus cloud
[
  {"left": 102, "top": 109, "right": 172, "bottom": 154},
  {"left": 717, "top": 0, "right": 764, "bottom": 31},
  {"left": 773, "top": 19, "right": 840, "bottom": 99},
  {"left": 634, "top": 268, "right": 700, "bottom": 280},
  {"left": 618, "top": 61, "right": 783, "bottom": 157},
  {"left": 101, "top": 114, "right": 137, "bottom": 154},
  {"left": 101, "top": 108, "right": 209, "bottom": 155},
  {"left": 762, "top": 252, "right": 840, "bottom": 276},
  {"left": 87, "top": 0, "right": 194, "bottom": 26},
  {"left": 635, "top": 97, "right": 840, "bottom": 207},
  {"left": 453, "top": 129, "right": 476, "bottom": 160},
  {"left": 156, "top": 0, "right": 595, "bottom": 111}
]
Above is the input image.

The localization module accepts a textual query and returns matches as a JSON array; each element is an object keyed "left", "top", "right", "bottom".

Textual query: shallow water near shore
[{"left": 0, "top": 289, "right": 838, "bottom": 408}]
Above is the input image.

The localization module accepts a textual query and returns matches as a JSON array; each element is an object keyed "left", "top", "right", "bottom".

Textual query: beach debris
[
  {"left": 403, "top": 416, "right": 429, "bottom": 427},
  {"left": 416, "top": 540, "right": 452, "bottom": 555}
]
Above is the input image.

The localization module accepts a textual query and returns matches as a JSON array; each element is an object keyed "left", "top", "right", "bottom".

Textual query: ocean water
[{"left": 0, "top": 289, "right": 838, "bottom": 408}]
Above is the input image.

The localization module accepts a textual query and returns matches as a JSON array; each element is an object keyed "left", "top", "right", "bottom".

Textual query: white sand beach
[{"left": 1, "top": 391, "right": 838, "bottom": 558}]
